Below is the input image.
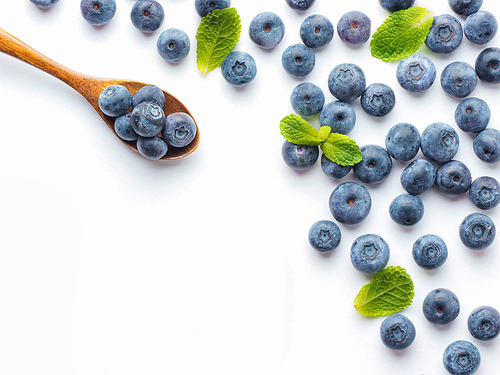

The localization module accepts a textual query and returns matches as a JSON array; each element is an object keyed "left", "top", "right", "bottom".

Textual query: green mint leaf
[
  {"left": 370, "top": 7, "right": 434, "bottom": 61},
  {"left": 280, "top": 114, "right": 323, "bottom": 146},
  {"left": 320, "top": 133, "right": 362, "bottom": 166},
  {"left": 317, "top": 126, "right": 332, "bottom": 143},
  {"left": 354, "top": 266, "right": 415, "bottom": 317},
  {"left": 196, "top": 8, "right": 241, "bottom": 75}
]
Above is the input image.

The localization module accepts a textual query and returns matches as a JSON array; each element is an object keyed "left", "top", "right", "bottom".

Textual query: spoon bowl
[{"left": 0, "top": 28, "right": 199, "bottom": 160}]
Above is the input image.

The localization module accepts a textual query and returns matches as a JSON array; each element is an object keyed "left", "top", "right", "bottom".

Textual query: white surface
[{"left": 0, "top": 1, "right": 499, "bottom": 374}]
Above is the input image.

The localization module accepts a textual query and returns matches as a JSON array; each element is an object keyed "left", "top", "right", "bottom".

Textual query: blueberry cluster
[{"left": 99, "top": 84, "right": 197, "bottom": 160}]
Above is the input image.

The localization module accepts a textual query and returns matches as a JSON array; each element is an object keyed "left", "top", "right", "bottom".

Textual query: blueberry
[
  {"left": 350, "top": 233, "right": 390, "bottom": 274},
  {"left": 281, "top": 44, "right": 315, "bottom": 78},
  {"left": 353, "top": 145, "right": 392, "bottom": 184},
  {"left": 449, "top": 0, "right": 483, "bottom": 17},
  {"left": 281, "top": 141, "right": 319, "bottom": 171},
  {"left": 389, "top": 194, "right": 424, "bottom": 226},
  {"left": 459, "top": 212, "right": 496, "bottom": 250},
  {"left": 137, "top": 135, "right": 168, "bottom": 160},
  {"left": 290, "top": 82, "right": 325, "bottom": 118},
  {"left": 475, "top": 47, "right": 500, "bottom": 84},
  {"left": 441, "top": 61, "right": 477, "bottom": 98},
  {"left": 401, "top": 159, "right": 436, "bottom": 195},
  {"left": 162, "top": 112, "right": 197, "bottom": 148},
  {"left": 425, "top": 14, "right": 464, "bottom": 54},
  {"left": 469, "top": 176, "right": 500, "bottom": 210},
  {"left": 396, "top": 54, "right": 437, "bottom": 93},
  {"left": 360, "top": 83, "right": 396, "bottom": 117},
  {"left": 321, "top": 154, "right": 352, "bottom": 179},
  {"left": 455, "top": 97, "right": 490, "bottom": 133},
  {"left": 319, "top": 100, "right": 356, "bottom": 135},
  {"left": 130, "top": 0, "right": 164, "bottom": 34},
  {"left": 248, "top": 12, "right": 285, "bottom": 50},
  {"left": 385, "top": 123, "right": 421, "bottom": 162},
  {"left": 422, "top": 288, "right": 460, "bottom": 325},
  {"left": 412, "top": 234, "right": 448, "bottom": 270},
  {"left": 308, "top": 220, "right": 341, "bottom": 253},
  {"left": 285, "top": 0, "right": 316, "bottom": 11},
  {"left": 300, "top": 14, "right": 334, "bottom": 49},
  {"left": 194, "top": 0, "right": 230, "bottom": 17},
  {"left": 464, "top": 11, "right": 498, "bottom": 45},
  {"left": 328, "top": 63, "right": 366, "bottom": 102},
  {"left": 80, "top": 0, "right": 116, "bottom": 26},
  {"left": 337, "top": 11, "right": 371, "bottom": 47},
  {"left": 130, "top": 101, "right": 166, "bottom": 137},
  {"left": 98, "top": 85, "right": 132, "bottom": 117},
  {"left": 420, "top": 122, "right": 459, "bottom": 163},
  {"left": 378, "top": 0, "right": 415, "bottom": 12},
  {"left": 468, "top": 306, "right": 500, "bottom": 341},
  {"left": 329, "top": 181, "right": 372, "bottom": 225},
  {"left": 30, "top": 0, "right": 59, "bottom": 9},
  {"left": 443, "top": 340, "right": 481, "bottom": 375},
  {"left": 380, "top": 314, "right": 416, "bottom": 351},
  {"left": 114, "top": 113, "right": 138, "bottom": 142},
  {"left": 435, "top": 160, "right": 472, "bottom": 197},
  {"left": 221, "top": 51, "right": 257, "bottom": 87},
  {"left": 157, "top": 29, "right": 190, "bottom": 63},
  {"left": 473, "top": 128, "right": 500, "bottom": 163},
  {"left": 132, "top": 85, "right": 166, "bottom": 109}
]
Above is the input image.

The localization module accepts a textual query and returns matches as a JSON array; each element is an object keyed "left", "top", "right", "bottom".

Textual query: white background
[{"left": 0, "top": 0, "right": 499, "bottom": 374}]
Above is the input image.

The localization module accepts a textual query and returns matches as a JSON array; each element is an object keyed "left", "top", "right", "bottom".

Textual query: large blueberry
[
  {"left": 455, "top": 97, "right": 490, "bottom": 133},
  {"left": 221, "top": 51, "right": 257, "bottom": 87},
  {"left": 321, "top": 154, "right": 352, "bottom": 179},
  {"left": 449, "top": 0, "right": 483, "bottom": 16},
  {"left": 319, "top": 100, "right": 356, "bottom": 135},
  {"left": 328, "top": 63, "right": 366, "bottom": 102},
  {"left": 385, "top": 123, "right": 421, "bottom": 162},
  {"left": 360, "top": 83, "right": 396, "bottom": 117},
  {"left": 281, "top": 141, "right": 319, "bottom": 171},
  {"left": 290, "top": 82, "right": 325, "bottom": 118},
  {"left": 473, "top": 128, "right": 500, "bottom": 163},
  {"left": 353, "top": 145, "right": 392, "bottom": 184},
  {"left": 389, "top": 194, "right": 424, "bottom": 226},
  {"left": 401, "top": 159, "right": 436, "bottom": 195},
  {"left": 425, "top": 14, "right": 463, "bottom": 54},
  {"left": 396, "top": 54, "right": 436, "bottom": 93},
  {"left": 132, "top": 85, "right": 166, "bottom": 109},
  {"left": 412, "top": 234, "right": 448, "bottom": 270},
  {"left": 441, "top": 61, "right": 477, "bottom": 98},
  {"left": 423, "top": 288, "right": 460, "bottom": 325},
  {"left": 378, "top": 0, "right": 415, "bottom": 12},
  {"left": 308, "top": 220, "right": 341, "bottom": 253},
  {"left": 162, "top": 112, "right": 197, "bottom": 148},
  {"left": 130, "top": 0, "right": 164, "bottom": 33},
  {"left": 435, "top": 160, "right": 472, "bottom": 197},
  {"left": 420, "top": 122, "right": 459, "bottom": 163},
  {"left": 157, "top": 28, "right": 190, "bottom": 63},
  {"left": 350, "top": 233, "right": 390, "bottom": 274},
  {"left": 194, "top": 0, "right": 230, "bottom": 17},
  {"left": 329, "top": 181, "right": 372, "bottom": 225},
  {"left": 300, "top": 14, "right": 334, "bottom": 49},
  {"left": 459, "top": 212, "right": 496, "bottom": 250},
  {"left": 475, "top": 47, "right": 500, "bottom": 84},
  {"left": 380, "top": 314, "right": 416, "bottom": 351},
  {"left": 337, "top": 11, "right": 371, "bottom": 47},
  {"left": 443, "top": 340, "right": 481, "bottom": 375},
  {"left": 464, "top": 11, "right": 498, "bottom": 45},
  {"left": 282, "top": 44, "right": 315, "bottom": 77},
  {"left": 137, "top": 135, "right": 168, "bottom": 160},
  {"left": 130, "top": 101, "right": 166, "bottom": 137},
  {"left": 30, "top": 0, "right": 59, "bottom": 9},
  {"left": 114, "top": 113, "right": 138, "bottom": 142},
  {"left": 285, "top": 0, "right": 316, "bottom": 11},
  {"left": 80, "top": 0, "right": 116, "bottom": 26},
  {"left": 249, "top": 12, "right": 285, "bottom": 50},
  {"left": 98, "top": 84, "right": 132, "bottom": 117},
  {"left": 469, "top": 176, "right": 500, "bottom": 210},
  {"left": 468, "top": 306, "right": 500, "bottom": 341}
]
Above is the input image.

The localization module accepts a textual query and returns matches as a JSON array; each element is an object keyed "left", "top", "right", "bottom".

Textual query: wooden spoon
[{"left": 0, "top": 28, "right": 199, "bottom": 160}]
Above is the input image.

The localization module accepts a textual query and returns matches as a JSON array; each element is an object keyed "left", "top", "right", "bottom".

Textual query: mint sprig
[
  {"left": 354, "top": 266, "right": 415, "bottom": 317},
  {"left": 370, "top": 7, "right": 434, "bottom": 61},
  {"left": 280, "top": 114, "right": 362, "bottom": 166},
  {"left": 196, "top": 8, "right": 241, "bottom": 75}
]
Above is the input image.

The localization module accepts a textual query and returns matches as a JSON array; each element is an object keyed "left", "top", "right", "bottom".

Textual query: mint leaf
[
  {"left": 320, "top": 133, "right": 362, "bottom": 166},
  {"left": 370, "top": 7, "right": 434, "bottom": 61},
  {"left": 354, "top": 266, "right": 415, "bottom": 317},
  {"left": 279, "top": 114, "right": 324, "bottom": 146},
  {"left": 196, "top": 8, "right": 241, "bottom": 75}
]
